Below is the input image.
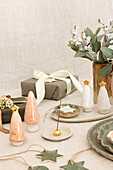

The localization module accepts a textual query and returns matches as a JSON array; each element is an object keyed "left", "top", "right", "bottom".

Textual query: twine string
[
  {"left": 43, "top": 106, "right": 56, "bottom": 122},
  {"left": 70, "top": 147, "right": 92, "bottom": 163},
  {"left": 0, "top": 144, "right": 46, "bottom": 158},
  {"left": 0, "top": 156, "right": 31, "bottom": 168}
]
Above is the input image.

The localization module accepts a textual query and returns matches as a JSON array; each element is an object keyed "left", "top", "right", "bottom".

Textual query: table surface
[{"left": 0, "top": 91, "right": 113, "bottom": 170}]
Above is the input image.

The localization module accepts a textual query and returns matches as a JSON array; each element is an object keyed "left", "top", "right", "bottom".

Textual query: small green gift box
[
  {"left": 2, "top": 97, "right": 26, "bottom": 124},
  {"left": 21, "top": 75, "right": 78, "bottom": 101}
]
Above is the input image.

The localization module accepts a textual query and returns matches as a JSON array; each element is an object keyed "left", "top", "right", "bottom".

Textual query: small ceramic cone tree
[
  {"left": 97, "top": 81, "right": 111, "bottom": 114},
  {"left": 24, "top": 91, "right": 40, "bottom": 132},
  {"left": 9, "top": 105, "right": 26, "bottom": 146},
  {"left": 81, "top": 80, "right": 94, "bottom": 112}
]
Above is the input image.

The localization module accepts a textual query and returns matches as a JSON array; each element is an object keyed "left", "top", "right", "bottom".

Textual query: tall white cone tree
[
  {"left": 97, "top": 81, "right": 111, "bottom": 114},
  {"left": 81, "top": 80, "right": 94, "bottom": 112}
]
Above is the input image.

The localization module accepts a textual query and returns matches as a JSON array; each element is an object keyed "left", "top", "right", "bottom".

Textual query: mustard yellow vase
[{"left": 93, "top": 63, "right": 112, "bottom": 104}]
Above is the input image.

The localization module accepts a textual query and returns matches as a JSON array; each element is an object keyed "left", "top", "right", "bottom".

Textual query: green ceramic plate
[
  {"left": 97, "top": 121, "right": 113, "bottom": 153},
  {"left": 87, "top": 118, "right": 113, "bottom": 161},
  {"left": 54, "top": 104, "right": 80, "bottom": 118}
]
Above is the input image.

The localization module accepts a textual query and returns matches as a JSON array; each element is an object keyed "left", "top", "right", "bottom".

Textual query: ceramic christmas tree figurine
[
  {"left": 81, "top": 80, "right": 94, "bottom": 112},
  {"left": 97, "top": 81, "right": 111, "bottom": 114},
  {"left": 24, "top": 91, "right": 40, "bottom": 132},
  {"left": 9, "top": 105, "right": 26, "bottom": 146}
]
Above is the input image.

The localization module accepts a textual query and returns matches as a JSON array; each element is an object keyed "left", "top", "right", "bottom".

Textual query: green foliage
[
  {"left": 68, "top": 44, "right": 79, "bottom": 52},
  {"left": 91, "top": 36, "right": 101, "bottom": 53},
  {"left": 85, "top": 27, "right": 94, "bottom": 37},
  {"left": 68, "top": 20, "right": 113, "bottom": 76},
  {"left": 97, "top": 34, "right": 104, "bottom": 42},
  {"left": 98, "top": 51, "right": 106, "bottom": 62},
  {"left": 98, "top": 64, "right": 112, "bottom": 76},
  {"left": 95, "top": 27, "right": 101, "bottom": 35},
  {"left": 101, "top": 47, "right": 113, "bottom": 59},
  {"left": 75, "top": 51, "right": 93, "bottom": 61}
]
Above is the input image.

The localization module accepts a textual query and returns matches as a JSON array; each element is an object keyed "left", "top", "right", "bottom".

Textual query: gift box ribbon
[{"left": 34, "top": 70, "right": 83, "bottom": 105}]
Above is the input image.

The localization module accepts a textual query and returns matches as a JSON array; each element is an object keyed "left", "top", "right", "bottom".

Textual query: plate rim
[
  {"left": 54, "top": 104, "right": 80, "bottom": 118},
  {"left": 97, "top": 121, "right": 113, "bottom": 153},
  {"left": 87, "top": 118, "right": 113, "bottom": 160},
  {"left": 51, "top": 110, "right": 113, "bottom": 123}
]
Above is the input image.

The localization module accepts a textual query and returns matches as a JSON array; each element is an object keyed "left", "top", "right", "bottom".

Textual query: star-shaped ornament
[
  {"left": 28, "top": 166, "right": 49, "bottom": 170},
  {"left": 84, "top": 80, "right": 90, "bottom": 85},
  {"left": 60, "top": 160, "right": 89, "bottom": 170},
  {"left": 36, "top": 149, "right": 62, "bottom": 162},
  {"left": 99, "top": 81, "right": 106, "bottom": 87}
]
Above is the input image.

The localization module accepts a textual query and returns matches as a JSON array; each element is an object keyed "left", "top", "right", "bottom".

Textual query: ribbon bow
[{"left": 34, "top": 70, "right": 83, "bottom": 105}]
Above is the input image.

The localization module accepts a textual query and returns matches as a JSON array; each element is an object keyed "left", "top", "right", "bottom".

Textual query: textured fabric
[
  {"left": 0, "top": 92, "right": 113, "bottom": 170},
  {"left": 0, "top": 0, "right": 113, "bottom": 97}
]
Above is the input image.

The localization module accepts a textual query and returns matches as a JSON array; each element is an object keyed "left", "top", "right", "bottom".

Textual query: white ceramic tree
[
  {"left": 97, "top": 81, "right": 111, "bottom": 114},
  {"left": 81, "top": 80, "right": 94, "bottom": 112}
]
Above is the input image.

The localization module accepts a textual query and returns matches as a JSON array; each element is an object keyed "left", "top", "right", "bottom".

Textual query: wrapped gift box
[
  {"left": 21, "top": 75, "right": 78, "bottom": 100},
  {"left": 2, "top": 97, "right": 26, "bottom": 124}
]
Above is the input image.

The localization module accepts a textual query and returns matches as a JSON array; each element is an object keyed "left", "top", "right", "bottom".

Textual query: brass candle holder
[{"left": 53, "top": 100, "right": 61, "bottom": 136}]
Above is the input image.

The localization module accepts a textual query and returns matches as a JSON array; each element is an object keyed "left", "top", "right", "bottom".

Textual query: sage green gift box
[
  {"left": 21, "top": 75, "right": 78, "bottom": 100},
  {"left": 2, "top": 97, "right": 26, "bottom": 124}
]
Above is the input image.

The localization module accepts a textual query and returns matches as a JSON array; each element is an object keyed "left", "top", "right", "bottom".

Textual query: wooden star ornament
[
  {"left": 36, "top": 149, "right": 63, "bottom": 162},
  {"left": 60, "top": 160, "right": 89, "bottom": 170}
]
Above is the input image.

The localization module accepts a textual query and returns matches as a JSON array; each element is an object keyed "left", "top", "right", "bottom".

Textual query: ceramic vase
[
  {"left": 9, "top": 105, "right": 26, "bottom": 146},
  {"left": 97, "top": 81, "right": 111, "bottom": 114},
  {"left": 24, "top": 91, "right": 40, "bottom": 132},
  {"left": 81, "top": 80, "right": 94, "bottom": 112}
]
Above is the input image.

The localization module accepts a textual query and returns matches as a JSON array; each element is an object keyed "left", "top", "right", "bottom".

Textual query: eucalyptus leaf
[
  {"left": 91, "top": 36, "right": 101, "bottom": 53},
  {"left": 95, "top": 27, "right": 101, "bottom": 35},
  {"left": 98, "top": 51, "right": 106, "bottom": 62},
  {"left": 75, "top": 51, "right": 88, "bottom": 57},
  {"left": 97, "top": 34, "right": 104, "bottom": 42},
  {"left": 86, "top": 52, "right": 93, "bottom": 61},
  {"left": 99, "top": 64, "right": 112, "bottom": 76},
  {"left": 101, "top": 47, "right": 113, "bottom": 59},
  {"left": 68, "top": 44, "right": 79, "bottom": 52},
  {"left": 74, "top": 51, "right": 93, "bottom": 61},
  {"left": 85, "top": 27, "right": 94, "bottom": 37}
]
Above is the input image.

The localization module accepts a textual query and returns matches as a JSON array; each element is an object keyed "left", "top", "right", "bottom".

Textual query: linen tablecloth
[{"left": 0, "top": 91, "right": 113, "bottom": 170}]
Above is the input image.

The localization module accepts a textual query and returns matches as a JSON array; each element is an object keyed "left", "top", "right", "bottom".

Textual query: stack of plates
[{"left": 87, "top": 118, "right": 113, "bottom": 160}]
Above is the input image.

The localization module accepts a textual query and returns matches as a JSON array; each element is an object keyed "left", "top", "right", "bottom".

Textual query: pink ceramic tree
[
  {"left": 9, "top": 105, "right": 26, "bottom": 146},
  {"left": 24, "top": 91, "right": 40, "bottom": 132}
]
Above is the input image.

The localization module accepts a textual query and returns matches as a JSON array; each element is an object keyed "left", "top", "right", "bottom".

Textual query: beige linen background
[{"left": 0, "top": 0, "right": 113, "bottom": 96}]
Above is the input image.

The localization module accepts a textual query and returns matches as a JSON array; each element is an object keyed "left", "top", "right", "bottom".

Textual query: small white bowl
[{"left": 54, "top": 104, "right": 80, "bottom": 118}]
